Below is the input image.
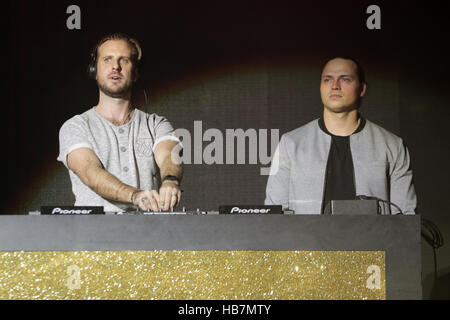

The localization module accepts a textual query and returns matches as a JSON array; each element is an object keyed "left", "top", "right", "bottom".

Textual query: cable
[
  {"left": 354, "top": 195, "right": 444, "bottom": 282},
  {"left": 355, "top": 195, "right": 403, "bottom": 215},
  {"left": 421, "top": 218, "right": 444, "bottom": 282},
  {"left": 377, "top": 198, "right": 403, "bottom": 215},
  {"left": 356, "top": 195, "right": 445, "bottom": 282}
]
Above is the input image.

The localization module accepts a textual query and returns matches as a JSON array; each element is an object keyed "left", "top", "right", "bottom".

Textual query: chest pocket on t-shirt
[{"left": 136, "top": 138, "right": 154, "bottom": 158}]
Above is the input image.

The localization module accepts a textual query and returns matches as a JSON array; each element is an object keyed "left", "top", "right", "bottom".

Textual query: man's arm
[
  {"left": 264, "top": 135, "right": 290, "bottom": 209},
  {"left": 67, "top": 148, "right": 161, "bottom": 211},
  {"left": 390, "top": 140, "right": 417, "bottom": 215},
  {"left": 154, "top": 140, "right": 183, "bottom": 211}
]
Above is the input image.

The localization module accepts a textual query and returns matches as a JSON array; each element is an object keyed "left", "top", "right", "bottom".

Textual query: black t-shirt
[{"left": 318, "top": 116, "right": 366, "bottom": 213}]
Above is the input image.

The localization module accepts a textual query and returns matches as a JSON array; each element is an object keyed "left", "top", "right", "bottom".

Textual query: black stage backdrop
[{"left": 4, "top": 0, "right": 450, "bottom": 299}]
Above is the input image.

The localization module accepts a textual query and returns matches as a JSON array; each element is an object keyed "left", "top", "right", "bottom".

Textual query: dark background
[{"left": 4, "top": 0, "right": 450, "bottom": 299}]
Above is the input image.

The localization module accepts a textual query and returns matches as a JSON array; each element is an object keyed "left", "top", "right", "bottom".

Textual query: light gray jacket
[{"left": 265, "top": 119, "right": 417, "bottom": 215}]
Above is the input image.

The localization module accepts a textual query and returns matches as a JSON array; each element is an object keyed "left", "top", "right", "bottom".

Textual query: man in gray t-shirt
[{"left": 58, "top": 33, "right": 183, "bottom": 212}]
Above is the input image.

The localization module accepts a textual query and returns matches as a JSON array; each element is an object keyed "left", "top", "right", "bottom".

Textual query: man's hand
[
  {"left": 158, "top": 180, "right": 182, "bottom": 211},
  {"left": 154, "top": 139, "right": 183, "bottom": 211},
  {"left": 132, "top": 190, "right": 161, "bottom": 212}
]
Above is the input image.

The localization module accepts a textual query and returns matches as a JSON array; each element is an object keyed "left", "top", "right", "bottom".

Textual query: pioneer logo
[
  {"left": 40, "top": 206, "right": 105, "bottom": 215},
  {"left": 219, "top": 205, "right": 283, "bottom": 214},
  {"left": 52, "top": 208, "right": 92, "bottom": 215},
  {"left": 230, "top": 207, "right": 271, "bottom": 214}
]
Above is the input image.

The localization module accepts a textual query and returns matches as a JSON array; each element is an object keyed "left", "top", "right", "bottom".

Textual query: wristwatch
[{"left": 162, "top": 175, "right": 180, "bottom": 184}]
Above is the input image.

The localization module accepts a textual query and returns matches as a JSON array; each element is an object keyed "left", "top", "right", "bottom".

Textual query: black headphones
[{"left": 87, "top": 34, "right": 143, "bottom": 80}]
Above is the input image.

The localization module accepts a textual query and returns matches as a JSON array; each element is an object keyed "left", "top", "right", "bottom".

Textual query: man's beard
[{"left": 97, "top": 80, "right": 133, "bottom": 99}]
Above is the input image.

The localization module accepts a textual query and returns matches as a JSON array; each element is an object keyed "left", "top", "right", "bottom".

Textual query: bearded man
[{"left": 58, "top": 33, "right": 183, "bottom": 212}]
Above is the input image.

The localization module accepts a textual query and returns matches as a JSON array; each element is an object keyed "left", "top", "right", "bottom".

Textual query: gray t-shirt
[{"left": 57, "top": 107, "right": 180, "bottom": 212}]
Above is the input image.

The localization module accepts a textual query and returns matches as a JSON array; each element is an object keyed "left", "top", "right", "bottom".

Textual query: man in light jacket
[{"left": 265, "top": 57, "right": 417, "bottom": 215}]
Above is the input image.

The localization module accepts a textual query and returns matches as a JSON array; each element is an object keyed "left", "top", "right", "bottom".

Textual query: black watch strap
[{"left": 162, "top": 175, "right": 180, "bottom": 184}]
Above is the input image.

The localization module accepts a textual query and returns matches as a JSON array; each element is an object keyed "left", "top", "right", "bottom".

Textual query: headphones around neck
[{"left": 87, "top": 34, "right": 143, "bottom": 80}]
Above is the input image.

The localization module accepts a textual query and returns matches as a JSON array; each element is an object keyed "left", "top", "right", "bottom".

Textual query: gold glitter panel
[{"left": 0, "top": 251, "right": 385, "bottom": 300}]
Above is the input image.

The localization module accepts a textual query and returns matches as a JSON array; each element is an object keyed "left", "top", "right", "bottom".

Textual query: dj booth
[{"left": 0, "top": 208, "right": 422, "bottom": 300}]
